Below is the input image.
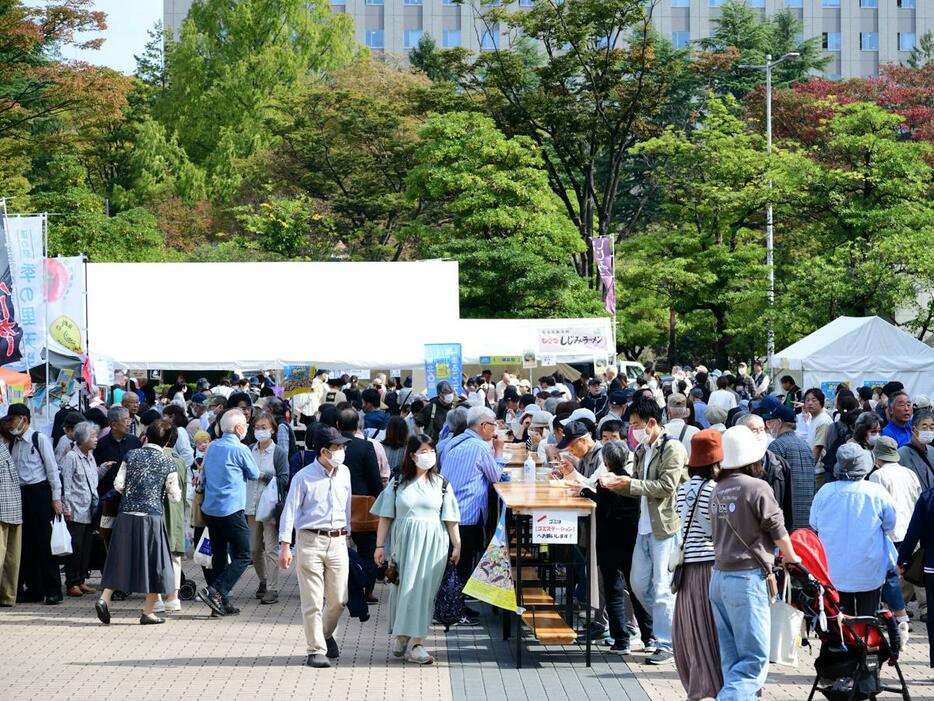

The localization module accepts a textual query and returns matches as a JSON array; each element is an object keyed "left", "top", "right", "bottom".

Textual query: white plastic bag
[
  {"left": 193, "top": 529, "right": 214, "bottom": 568},
  {"left": 255, "top": 478, "right": 279, "bottom": 523},
  {"left": 770, "top": 575, "right": 804, "bottom": 667},
  {"left": 50, "top": 515, "right": 72, "bottom": 556}
]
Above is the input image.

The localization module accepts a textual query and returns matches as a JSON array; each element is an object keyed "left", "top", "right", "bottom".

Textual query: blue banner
[{"left": 424, "top": 343, "right": 463, "bottom": 399}]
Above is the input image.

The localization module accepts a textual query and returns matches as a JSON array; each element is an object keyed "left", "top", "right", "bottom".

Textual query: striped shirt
[
  {"left": 440, "top": 428, "right": 505, "bottom": 526},
  {"left": 675, "top": 476, "right": 715, "bottom": 564}
]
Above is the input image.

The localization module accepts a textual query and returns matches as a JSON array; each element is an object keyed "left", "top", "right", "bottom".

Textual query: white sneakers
[
  {"left": 153, "top": 598, "right": 181, "bottom": 614},
  {"left": 391, "top": 636, "right": 409, "bottom": 657},
  {"left": 898, "top": 621, "right": 910, "bottom": 651},
  {"left": 405, "top": 644, "right": 433, "bottom": 665}
]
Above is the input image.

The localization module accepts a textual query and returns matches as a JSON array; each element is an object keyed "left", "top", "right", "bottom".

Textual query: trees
[
  {"left": 406, "top": 111, "right": 601, "bottom": 318},
  {"left": 908, "top": 30, "right": 934, "bottom": 69}
]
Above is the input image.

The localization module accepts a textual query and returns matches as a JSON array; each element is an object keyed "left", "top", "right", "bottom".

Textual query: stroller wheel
[{"left": 179, "top": 580, "right": 197, "bottom": 601}]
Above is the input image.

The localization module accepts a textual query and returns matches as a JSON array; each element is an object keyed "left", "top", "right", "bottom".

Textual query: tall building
[{"left": 164, "top": 0, "right": 934, "bottom": 80}]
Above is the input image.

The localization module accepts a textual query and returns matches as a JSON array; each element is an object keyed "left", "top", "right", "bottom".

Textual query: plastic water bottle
[{"left": 523, "top": 454, "right": 536, "bottom": 482}]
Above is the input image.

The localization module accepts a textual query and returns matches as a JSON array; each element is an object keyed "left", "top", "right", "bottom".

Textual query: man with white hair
[
  {"left": 664, "top": 393, "right": 699, "bottom": 460},
  {"left": 197, "top": 408, "right": 260, "bottom": 617},
  {"left": 736, "top": 412, "right": 793, "bottom": 529},
  {"left": 440, "top": 405, "right": 506, "bottom": 624},
  {"left": 605, "top": 365, "right": 623, "bottom": 393}
]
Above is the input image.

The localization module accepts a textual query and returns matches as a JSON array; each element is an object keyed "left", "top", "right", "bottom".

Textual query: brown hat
[{"left": 688, "top": 428, "right": 724, "bottom": 468}]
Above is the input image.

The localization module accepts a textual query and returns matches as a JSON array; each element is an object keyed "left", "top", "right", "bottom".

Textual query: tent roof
[{"left": 775, "top": 316, "right": 934, "bottom": 373}]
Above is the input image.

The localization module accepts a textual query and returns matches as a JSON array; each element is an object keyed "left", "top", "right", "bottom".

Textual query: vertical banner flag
[
  {"left": 0, "top": 218, "right": 23, "bottom": 368},
  {"left": 424, "top": 343, "right": 463, "bottom": 399},
  {"left": 45, "top": 257, "right": 86, "bottom": 357},
  {"left": 5, "top": 216, "right": 45, "bottom": 370},
  {"left": 463, "top": 507, "right": 520, "bottom": 613},
  {"left": 591, "top": 236, "right": 616, "bottom": 315}
]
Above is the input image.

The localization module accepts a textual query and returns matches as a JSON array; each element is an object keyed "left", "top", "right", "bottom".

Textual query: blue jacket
[
  {"left": 364, "top": 409, "right": 389, "bottom": 432},
  {"left": 346, "top": 548, "right": 370, "bottom": 622},
  {"left": 898, "top": 487, "right": 934, "bottom": 571}
]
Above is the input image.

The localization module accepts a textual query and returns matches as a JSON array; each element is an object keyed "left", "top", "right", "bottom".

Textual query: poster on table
[
  {"left": 2, "top": 216, "right": 45, "bottom": 370},
  {"left": 44, "top": 256, "right": 86, "bottom": 358},
  {"left": 537, "top": 325, "right": 609, "bottom": 356},
  {"left": 463, "top": 507, "right": 520, "bottom": 613},
  {"left": 424, "top": 343, "right": 463, "bottom": 399}
]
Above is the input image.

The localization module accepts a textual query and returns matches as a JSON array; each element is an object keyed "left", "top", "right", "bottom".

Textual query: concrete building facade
[{"left": 164, "top": 0, "right": 934, "bottom": 79}]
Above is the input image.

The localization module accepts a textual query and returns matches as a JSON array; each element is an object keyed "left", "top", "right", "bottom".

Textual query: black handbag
[{"left": 904, "top": 548, "right": 925, "bottom": 588}]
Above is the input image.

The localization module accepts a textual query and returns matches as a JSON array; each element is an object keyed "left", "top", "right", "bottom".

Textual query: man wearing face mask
[
  {"left": 197, "top": 409, "right": 260, "bottom": 617},
  {"left": 6, "top": 404, "right": 63, "bottom": 605},
  {"left": 757, "top": 401, "right": 814, "bottom": 530},
  {"left": 279, "top": 426, "right": 352, "bottom": 668},
  {"left": 597, "top": 396, "right": 687, "bottom": 665},
  {"left": 416, "top": 381, "right": 457, "bottom": 444},
  {"left": 581, "top": 379, "right": 609, "bottom": 422}
]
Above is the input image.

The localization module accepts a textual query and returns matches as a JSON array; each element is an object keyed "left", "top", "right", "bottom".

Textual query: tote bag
[
  {"left": 50, "top": 515, "right": 73, "bottom": 556},
  {"left": 770, "top": 575, "right": 804, "bottom": 667}
]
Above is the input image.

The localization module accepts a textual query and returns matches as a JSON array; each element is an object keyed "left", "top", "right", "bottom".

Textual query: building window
[
  {"left": 331, "top": 0, "right": 346, "bottom": 5},
  {"left": 897, "top": 0, "right": 915, "bottom": 7},
  {"left": 859, "top": 0, "right": 878, "bottom": 7},
  {"left": 519, "top": 0, "right": 534, "bottom": 5},
  {"left": 794, "top": 32, "right": 804, "bottom": 45},
  {"left": 860, "top": 32, "right": 878, "bottom": 51},
  {"left": 481, "top": 30, "right": 499, "bottom": 50},
  {"left": 784, "top": 0, "right": 803, "bottom": 7},
  {"left": 442, "top": 0, "right": 458, "bottom": 5},
  {"left": 899, "top": 32, "right": 916, "bottom": 51},
  {"left": 709, "top": 0, "right": 725, "bottom": 6},
  {"left": 442, "top": 30, "right": 461, "bottom": 48},
  {"left": 822, "top": 32, "right": 841, "bottom": 51},
  {"left": 671, "top": 0, "right": 689, "bottom": 6},
  {"left": 366, "top": 0, "right": 384, "bottom": 4},
  {"left": 404, "top": 0, "right": 423, "bottom": 4},
  {"left": 365, "top": 30, "right": 384, "bottom": 48},
  {"left": 672, "top": 31, "right": 690, "bottom": 49},
  {"left": 404, "top": 30, "right": 423, "bottom": 49},
  {"left": 748, "top": 0, "right": 765, "bottom": 7},
  {"left": 821, "top": 0, "right": 840, "bottom": 7}
]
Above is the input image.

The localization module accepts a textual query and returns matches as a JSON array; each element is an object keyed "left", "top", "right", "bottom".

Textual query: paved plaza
[{"left": 3, "top": 564, "right": 933, "bottom": 701}]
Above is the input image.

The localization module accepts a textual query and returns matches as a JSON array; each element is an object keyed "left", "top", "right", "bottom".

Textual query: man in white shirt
[
  {"left": 751, "top": 362, "right": 770, "bottom": 399},
  {"left": 802, "top": 388, "right": 834, "bottom": 464},
  {"left": 664, "top": 393, "right": 699, "bottom": 461},
  {"left": 707, "top": 375, "right": 738, "bottom": 412},
  {"left": 279, "top": 427, "right": 352, "bottom": 669},
  {"left": 495, "top": 372, "right": 516, "bottom": 402}
]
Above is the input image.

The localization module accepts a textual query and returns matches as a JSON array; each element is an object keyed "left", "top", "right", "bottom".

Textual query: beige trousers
[
  {"left": 172, "top": 553, "right": 182, "bottom": 592},
  {"left": 295, "top": 530, "right": 349, "bottom": 656},
  {"left": 0, "top": 522, "right": 21, "bottom": 606},
  {"left": 249, "top": 516, "right": 281, "bottom": 590}
]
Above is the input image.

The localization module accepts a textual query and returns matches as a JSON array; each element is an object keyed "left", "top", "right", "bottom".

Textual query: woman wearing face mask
[
  {"left": 371, "top": 434, "right": 461, "bottom": 665},
  {"left": 416, "top": 381, "right": 456, "bottom": 444},
  {"left": 246, "top": 412, "right": 290, "bottom": 604},
  {"left": 852, "top": 411, "right": 883, "bottom": 450},
  {"left": 899, "top": 408, "right": 934, "bottom": 491}
]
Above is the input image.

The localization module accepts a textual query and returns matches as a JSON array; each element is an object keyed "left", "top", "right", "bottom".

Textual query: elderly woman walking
[
  {"left": 810, "top": 443, "right": 896, "bottom": 616},
  {"left": 95, "top": 420, "right": 181, "bottom": 625},
  {"left": 709, "top": 426, "right": 801, "bottom": 701},
  {"left": 61, "top": 422, "right": 100, "bottom": 597},
  {"left": 0, "top": 435, "right": 20, "bottom": 607},
  {"left": 371, "top": 434, "right": 461, "bottom": 665},
  {"left": 674, "top": 429, "right": 724, "bottom": 701}
]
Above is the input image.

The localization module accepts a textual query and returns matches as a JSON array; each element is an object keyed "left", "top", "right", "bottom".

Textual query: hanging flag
[
  {"left": 0, "top": 218, "right": 23, "bottom": 367},
  {"left": 462, "top": 507, "right": 521, "bottom": 613},
  {"left": 591, "top": 236, "right": 616, "bottom": 315},
  {"left": 45, "top": 257, "right": 86, "bottom": 357},
  {"left": 423, "top": 343, "right": 463, "bottom": 398},
  {"left": 4, "top": 216, "right": 45, "bottom": 370}
]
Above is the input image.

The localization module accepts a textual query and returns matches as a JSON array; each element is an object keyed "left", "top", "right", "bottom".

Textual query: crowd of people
[{"left": 0, "top": 364, "right": 931, "bottom": 697}]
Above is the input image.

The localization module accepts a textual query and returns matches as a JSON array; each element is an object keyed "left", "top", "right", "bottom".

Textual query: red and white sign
[{"left": 531, "top": 509, "right": 578, "bottom": 544}]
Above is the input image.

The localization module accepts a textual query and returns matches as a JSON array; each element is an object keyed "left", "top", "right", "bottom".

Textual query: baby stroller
[{"left": 781, "top": 529, "right": 911, "bottom": 701}]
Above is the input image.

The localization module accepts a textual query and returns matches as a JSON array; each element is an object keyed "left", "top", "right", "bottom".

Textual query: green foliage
[
  {"left": 409, "top": 33, "right": 468, "bottom": 83},
  {"left": 908, "top": 30, "right": 934, "bottom": 69},
  {"left": 407, "top": 111, "right": 602, "bottom": 318}
]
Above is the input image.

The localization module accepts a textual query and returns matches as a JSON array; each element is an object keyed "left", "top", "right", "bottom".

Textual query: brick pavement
[{"left": 3, "top": 564, "right": 933, "bottom": 701}]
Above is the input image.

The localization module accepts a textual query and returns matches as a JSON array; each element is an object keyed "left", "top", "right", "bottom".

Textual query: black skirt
[{"left": 101, "top": 512, "right": 174, "bottom": 594}]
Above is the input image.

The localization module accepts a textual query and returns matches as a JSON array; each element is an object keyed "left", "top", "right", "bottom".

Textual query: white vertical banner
[
  {"left": 45, "top": 256, "right": 86, "bottom": 357},
  {"left": 4, "top": 216, "right": 46, "bottom": 370}
]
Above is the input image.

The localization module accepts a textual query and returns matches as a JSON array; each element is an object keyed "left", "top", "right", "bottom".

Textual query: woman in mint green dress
[{"left": 372, "top": 434, "right": 461, "bottom": 665}]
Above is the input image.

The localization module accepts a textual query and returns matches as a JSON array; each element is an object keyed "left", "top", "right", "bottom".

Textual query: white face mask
[
  {"left": 442, "top": 393, "right": 455, "bottom": 404},
  {"left": 918, "top": 431, "right": 934, "bottom": 444},
  {"left": 867, "top": 434, "right": 880, "bottom": 446},
  {"left": 8, "top": 428, "right": 23, "bottom": 437},
  {"left": 415, "top": 452, "right": 437, "bottom": 471},
  {"left": 632, "top": 428, "right": 648, "bottom": 445},
  {"left": 254, "top": 429, "right": 272, "bottom": 443},
  {"left": 755, "top": 432, "right": 772, "bottom": 447},
  {"left": 327, "top": 449, "right": 346, "bottom": 467}
]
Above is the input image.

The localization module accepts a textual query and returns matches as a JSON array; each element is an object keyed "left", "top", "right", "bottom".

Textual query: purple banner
[{"left": 592, "top": 236, "right": 615, "bottom": 315}]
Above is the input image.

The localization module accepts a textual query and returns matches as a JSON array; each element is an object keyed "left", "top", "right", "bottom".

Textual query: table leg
[
  {"left": 503, "top": 507, "right": 511, "bottom": 642},
  {"left": 585, "top": 515, "right": 591, "bottom": 667},
  {"left": 516, "top": 511, "right": 523, "bottom": 669}
]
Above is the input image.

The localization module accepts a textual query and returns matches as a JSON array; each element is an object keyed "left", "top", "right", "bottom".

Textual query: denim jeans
[
  {"left": 709, "top": 568, "right": 770, "bottom": 701},
  {"left": 630, "top": 532, "right": 676, "bottom": 652},
  {"left": 203, "top": 510, "right": 252, "bottom": 600}
]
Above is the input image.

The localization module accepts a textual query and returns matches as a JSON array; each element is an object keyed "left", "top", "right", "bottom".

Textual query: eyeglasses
[{"left": 481, "top": 421, "right": 495, "bottom": 428}]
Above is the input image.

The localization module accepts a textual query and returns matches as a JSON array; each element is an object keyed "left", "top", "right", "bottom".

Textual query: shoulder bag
[
  {"left": 669, "top": 479, "right": 708, "bottom": 594},
  {"left": 722, "top": 513, "right": 779, "bottom": 601}
]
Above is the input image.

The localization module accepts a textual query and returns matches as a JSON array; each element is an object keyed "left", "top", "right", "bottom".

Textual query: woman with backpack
[{"left": 370, "top": 434, "right": 461, "bottom": 665}]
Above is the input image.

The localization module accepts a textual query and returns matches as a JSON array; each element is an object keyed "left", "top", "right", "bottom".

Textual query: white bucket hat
[{"left": 721, "top": 425, "right": 767, "bottom": 470}]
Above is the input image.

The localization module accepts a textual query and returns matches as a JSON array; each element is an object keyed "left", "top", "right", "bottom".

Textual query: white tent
[
  {"left": 775, "top": 316, "right": 934, "bottom": 397},
  {"left": 87, "top": 261, "right": 461, "bottom": 370}
]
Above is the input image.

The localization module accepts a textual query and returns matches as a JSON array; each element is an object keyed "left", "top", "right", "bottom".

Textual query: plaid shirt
[
  {"left": 0, "top": 442, "right": 22, "bottom": 524},
  {"left": 770, "top": 430, "right": 816, "bottom": 531}
]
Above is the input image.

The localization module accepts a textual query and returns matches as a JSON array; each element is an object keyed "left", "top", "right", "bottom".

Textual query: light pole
[{"left": 739, "top": 52, "right": 799, "bottom": 375}]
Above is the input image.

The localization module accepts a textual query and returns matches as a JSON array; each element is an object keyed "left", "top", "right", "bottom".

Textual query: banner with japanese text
[
  {"left": 463, "top": 507, "right": 520, "bottom": 613},
  {"left": 0, "top": 218, "right": 23, "bottom": 368},
  {"left": 591, "top": 236, "right": 616, "bottom": 315},
  {"left": 4, "top": 216, "right": 45, "bottom": 370},
  {"left": 536, "top": 325, "right": 609, "bottom": 356},
  {"left": 45, "top": 256, "right": 86, "bottom": 358},
  {"left": 424, "top": 343, "right": 463, "bottom": 399}
]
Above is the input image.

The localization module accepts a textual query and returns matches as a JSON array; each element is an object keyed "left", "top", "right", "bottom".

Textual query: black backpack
[{"left": 821, "top": 421, "right": 852, "bottom": 473}]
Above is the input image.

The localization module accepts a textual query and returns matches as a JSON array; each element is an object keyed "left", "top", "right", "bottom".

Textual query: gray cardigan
[{"left": 898, "top": 443, "right": 934, "bottom": 491}]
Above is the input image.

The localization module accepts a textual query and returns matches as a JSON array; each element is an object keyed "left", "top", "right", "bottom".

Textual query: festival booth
[{"left": 774, "top": 315, "right": 934, "bottom": 398}]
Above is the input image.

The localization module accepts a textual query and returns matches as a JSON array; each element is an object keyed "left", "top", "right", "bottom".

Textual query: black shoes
[
  {"left": 44, "top": 595, "right": 62, "bottom": 605},
  {"left": 325, "top": 637, "right": 339, "bottom": 659},
  {"left": 306, "top": 654, "right": 332, "bottom": 668},
  {"left": 95, "top": 598, "right": 110, "bottom": 625},
  {"left": 196, "top": 586, "right": 226, "bottom": 616},
  {"left": 140, "top": 613, "right": 165, "bottom": 625}
]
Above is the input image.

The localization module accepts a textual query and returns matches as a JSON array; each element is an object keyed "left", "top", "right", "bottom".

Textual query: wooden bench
[{"left": 520, "top": 610, "right": 577, "bottom": 645}]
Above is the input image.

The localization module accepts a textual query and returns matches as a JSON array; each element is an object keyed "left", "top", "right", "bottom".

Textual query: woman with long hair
[
  {"left": 370, "top": 434, "right": 461, "bottom": 664},
  {"left": 381, "top": 416, "right": 409, "bottom": 477}
]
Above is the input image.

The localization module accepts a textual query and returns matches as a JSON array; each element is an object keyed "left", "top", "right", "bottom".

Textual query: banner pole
[{"left": 43, "top": 213, "right": 49, "bottom": 422}]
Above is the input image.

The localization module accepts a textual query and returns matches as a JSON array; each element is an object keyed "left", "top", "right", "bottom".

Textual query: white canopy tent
[
  {"left": 775, "top": 316, "right": 934, "bottom": 397},
  {"left": 87, "top": 261, "right": 461, "bottom": 370}
]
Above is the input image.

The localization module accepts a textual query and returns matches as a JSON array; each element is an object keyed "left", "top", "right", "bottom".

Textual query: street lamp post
[{"left": 739, "top": 52, "right": 799, "bottom": 375}]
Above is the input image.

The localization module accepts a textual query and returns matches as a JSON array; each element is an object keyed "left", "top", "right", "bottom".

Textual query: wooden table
[{"left": 494, "top": 481, "right": 596, "bottom": 668}]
